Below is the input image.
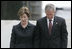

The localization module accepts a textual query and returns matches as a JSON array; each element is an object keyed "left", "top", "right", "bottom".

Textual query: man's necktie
[{"left": 49, "top": 20, "right": 52, "bottom": 35}]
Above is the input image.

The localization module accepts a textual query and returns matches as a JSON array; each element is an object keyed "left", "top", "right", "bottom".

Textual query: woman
[{"left": 10, "top": 7, "right": 35, "bottom": 48}]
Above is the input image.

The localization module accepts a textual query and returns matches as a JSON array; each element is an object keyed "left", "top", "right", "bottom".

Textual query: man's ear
[
  {"left": 45, "top": 10, "right": 46, "bottom": 13},
  {"left": 54, "top": 11, "right": 56, "bottom": 15},
  {"left": 54, "top": 11, "right": 56, "bottom": 13}
]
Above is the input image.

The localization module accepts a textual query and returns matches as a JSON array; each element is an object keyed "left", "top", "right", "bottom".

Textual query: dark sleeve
[
  {"left": 33, "top": 21, "right": 40, "bottom": 48},
  {"left": 60, "top": 19, "right": 68, "bottom": 48},
  {"left": 10, "top": 26, "right": 16, "bottom": 48}
]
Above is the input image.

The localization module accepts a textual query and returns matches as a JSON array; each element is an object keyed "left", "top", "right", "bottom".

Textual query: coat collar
[{"left": 18, "top": 22, "right": 32, "bottom": 29}]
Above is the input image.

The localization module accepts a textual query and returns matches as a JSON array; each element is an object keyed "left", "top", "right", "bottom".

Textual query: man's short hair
[{"left": 45, "top": 4, "right": 56, "bottom": 12}]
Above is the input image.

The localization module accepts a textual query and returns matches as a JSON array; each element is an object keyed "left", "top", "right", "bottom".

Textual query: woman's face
[{"left": 20, "top": 14, "right": 28, "bottom": 25}]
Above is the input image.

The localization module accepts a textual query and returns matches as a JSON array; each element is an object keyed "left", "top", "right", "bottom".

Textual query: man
[{"left": 33, "top": 4, "right": 68, "bottom": 48}]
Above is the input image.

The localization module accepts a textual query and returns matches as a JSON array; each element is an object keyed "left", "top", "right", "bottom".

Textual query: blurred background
[{"left": 1, "top": 1, "right": 71, "bottom": 48}]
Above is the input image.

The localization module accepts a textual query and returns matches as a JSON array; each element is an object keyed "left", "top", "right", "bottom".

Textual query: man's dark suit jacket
[
  {"left": 10, "top": 22, "right": 35, "bottom": 48},
  {"left": 33, "top": 16, "right": 68, "bottom": 48}
]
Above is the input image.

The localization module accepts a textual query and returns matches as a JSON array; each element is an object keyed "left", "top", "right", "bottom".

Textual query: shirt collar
[{"left": 47, "top": 16, "right": 54, "bottom": 22}]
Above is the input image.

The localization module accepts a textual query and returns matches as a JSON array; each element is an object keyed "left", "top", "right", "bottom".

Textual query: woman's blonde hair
[{"left": 17, "top": 6, "right": 30, "bottom": 17}]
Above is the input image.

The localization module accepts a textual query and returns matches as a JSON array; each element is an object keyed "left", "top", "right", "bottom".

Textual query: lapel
[
  {"left": 43, "top": 17, "right": 49, "bottom": 37},
  {"left": 43, "top": 16, "right": 58, "bottom": 37},
  {"left": 51, "top": 16, "right": 58, "bottom": 36}
]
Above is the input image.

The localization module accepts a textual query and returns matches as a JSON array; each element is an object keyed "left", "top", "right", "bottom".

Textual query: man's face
[{"left": 45, "top": 10, "right": 55, "bottom": 20}]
